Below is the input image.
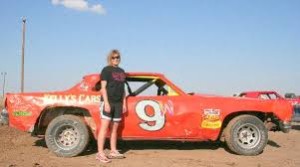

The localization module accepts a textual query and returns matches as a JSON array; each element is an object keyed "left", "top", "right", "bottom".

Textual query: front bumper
[
  {"left": 292, "top": 105, "right": 300, "bottom": 122},
  {"left": 0, "top": 108, "right": 9, "bottom": 125},
  {"left": 279, "top": 121, "right": 291, "bottom": 133}
]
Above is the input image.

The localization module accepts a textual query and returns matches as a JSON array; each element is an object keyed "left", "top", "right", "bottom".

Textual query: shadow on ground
[
  {"left": 292, "top": 125, "right": 300, "bottom": 130},
  {"left": 267, "top": 140, "right": 281, "bottom": 148},
  {"left": 34, "top": 138, "right": 225, "bottom": 156},
  {"left": 34, "top": 138, "right": 47, "bottom": 148},
  {"left": 86, "top": 140, "right": 227, "bottom": 156},
  {"left": 34, "top": 138, "right": 281, "bottom": 156},
  {"left": 119, "top": 140, "right": 223, "bottom": 153}
]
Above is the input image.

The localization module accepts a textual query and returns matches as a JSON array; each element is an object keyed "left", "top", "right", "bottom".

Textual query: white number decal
[{"left": 135, "top": 100, "right": 165, "bottom": 131}]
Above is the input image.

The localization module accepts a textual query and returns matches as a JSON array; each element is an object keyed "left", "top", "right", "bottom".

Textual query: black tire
[
  {"left": 224, "top": 115, "right": 268, "bottom": 156},
  {"left": 45, "top": 115, "right": 90, "bottom": 157}
]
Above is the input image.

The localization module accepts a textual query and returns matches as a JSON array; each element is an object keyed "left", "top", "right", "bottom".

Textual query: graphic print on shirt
[{"left": 112, "top": 72, "right": 126, "bottom": 82}]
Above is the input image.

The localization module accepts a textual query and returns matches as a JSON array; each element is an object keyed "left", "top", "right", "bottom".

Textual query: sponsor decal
[
  {"left": 13, "top": 111, "right": 32, "bottom": 117},
  {"left": 42, "top": 94, "right": 101, "bottom": 105},
  {"left": 201, "top": 109, "right": 222, "bottom": 129}
]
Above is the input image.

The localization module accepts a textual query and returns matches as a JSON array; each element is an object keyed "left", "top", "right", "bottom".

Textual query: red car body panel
[{"left": 5, "top": 73, "right": 293, "bottom": 141}]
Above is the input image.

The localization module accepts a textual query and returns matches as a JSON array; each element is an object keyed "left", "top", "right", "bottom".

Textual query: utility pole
[
  {"left": 21, "top": 18, "right": 26, "bottom": 93},
  {"left": 1, "top": 72, "right": 6, "bottom": 98}
]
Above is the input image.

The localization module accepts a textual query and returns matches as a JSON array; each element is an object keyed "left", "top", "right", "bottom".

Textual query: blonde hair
[{"left": 107, "top": 49, "right": 121, "bottom": 66}]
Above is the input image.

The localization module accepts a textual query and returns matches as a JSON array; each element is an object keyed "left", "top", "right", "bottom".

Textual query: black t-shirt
[{"left": 100, "top": 66, "right": 126, "bottom": 102}]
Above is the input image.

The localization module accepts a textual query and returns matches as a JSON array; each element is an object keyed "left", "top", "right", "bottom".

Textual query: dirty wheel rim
[
  {"left": 55, "top": 125, "right": 80, "bottom": 150},
  {"left": 236, "top": 123, "right": 261, "bottom": 149}
]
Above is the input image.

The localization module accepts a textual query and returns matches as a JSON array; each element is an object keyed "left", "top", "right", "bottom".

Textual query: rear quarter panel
[{"left": 193, "top": 95, "right": 284, "bottom": 141}]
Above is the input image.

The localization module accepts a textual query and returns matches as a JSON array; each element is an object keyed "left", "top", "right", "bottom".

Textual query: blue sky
[{"left": 0, "top": 0, "right": 299, "bottom": 96}]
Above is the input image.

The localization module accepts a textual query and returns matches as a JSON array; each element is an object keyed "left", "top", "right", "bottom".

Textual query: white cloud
[{"left": 51, "top": 0, "right": 106, "bottom": 15}]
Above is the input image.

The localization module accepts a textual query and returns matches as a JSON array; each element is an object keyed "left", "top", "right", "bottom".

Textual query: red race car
[
  {"left": 239, "top": 91, "right": 300, "bottom": 106},
  {"left": 239, "top": 91, "right": 300, "bottom": 122},
  {"left": 1, "top": 73, "right": 293, "bottom": 156}
]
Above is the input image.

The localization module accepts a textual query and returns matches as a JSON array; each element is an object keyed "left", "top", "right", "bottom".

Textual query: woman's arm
[
  {"left": 123, "top": 93, "right": 127, "bottom": 113},
  {"left": 101, "top": 80, "right": 111, "bottom": 113}
]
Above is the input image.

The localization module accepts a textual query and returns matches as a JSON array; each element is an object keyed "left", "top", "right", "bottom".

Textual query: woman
[{"left": 97, "top": 49, "right": 127, "bottom": 163}]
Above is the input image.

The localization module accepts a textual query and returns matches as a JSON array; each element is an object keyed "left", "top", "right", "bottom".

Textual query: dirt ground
[{"left": 0, "top": 124, "right": 300, "bottom": 167}]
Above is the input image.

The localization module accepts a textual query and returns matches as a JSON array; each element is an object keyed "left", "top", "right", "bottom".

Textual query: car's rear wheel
[
  {"left": 45, "top": 115, "right": 90, "bottom": 157},
  {"left": 224, "top": 115, "right": 268, "bottom": 156}
]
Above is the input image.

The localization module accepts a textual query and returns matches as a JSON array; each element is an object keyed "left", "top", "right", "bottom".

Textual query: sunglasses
[{"left": 111, "top": 56, "right": 120, "bottom": 60}]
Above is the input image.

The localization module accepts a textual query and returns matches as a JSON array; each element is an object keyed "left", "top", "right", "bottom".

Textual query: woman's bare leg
[
  {"left": 110, "top": 121, "right": 120, "bottom": 152},
  {"left": 98, "top": 119, "right": 111, "bottom": 153}
]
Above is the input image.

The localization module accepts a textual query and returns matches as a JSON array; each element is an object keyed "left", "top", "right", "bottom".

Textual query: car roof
[{"left": 84, "top": 72, "right": 165, "bottom": 78}]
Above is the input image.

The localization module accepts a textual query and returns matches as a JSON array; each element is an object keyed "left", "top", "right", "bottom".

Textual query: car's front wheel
[
  {"left": 45, "top": 115, "right": 90, "bottom": 157},
  {"left": 224, "top": 115, "right": 268, "bottom": 156}
]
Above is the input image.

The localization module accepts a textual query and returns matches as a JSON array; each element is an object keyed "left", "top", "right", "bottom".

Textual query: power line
[{"left": 21, "top": 17, "right": 26, "bottom": 93}]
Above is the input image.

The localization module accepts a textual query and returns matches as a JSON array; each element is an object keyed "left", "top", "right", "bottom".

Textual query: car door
[{"left": 119, "top": 77, "right": 202, "bottom": 140}]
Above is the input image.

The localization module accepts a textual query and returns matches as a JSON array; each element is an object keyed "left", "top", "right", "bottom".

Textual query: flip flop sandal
[
  {"left": 108, "top": 151, "right": 125, "bottom": 159},
  {"left": 96, "top": 153, "right": 111, "bottom": 163}
]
